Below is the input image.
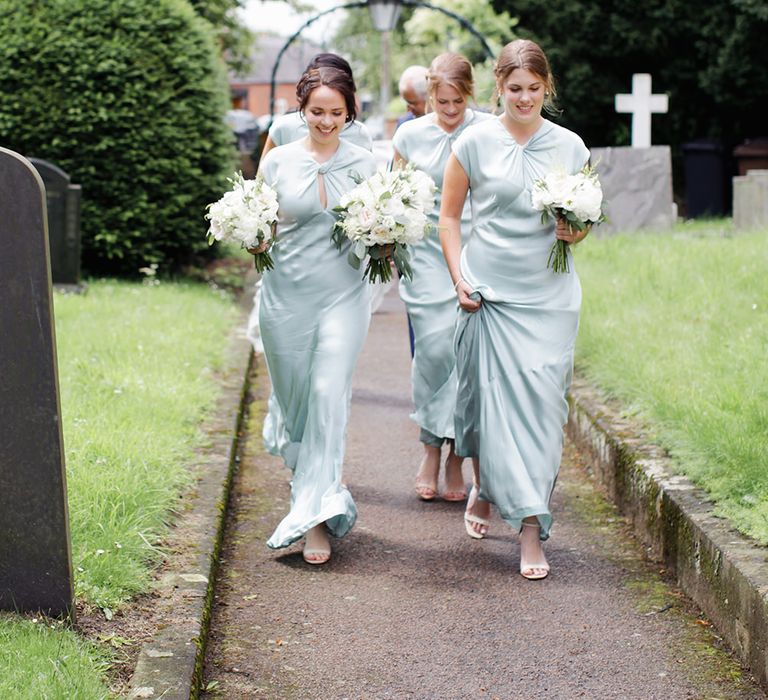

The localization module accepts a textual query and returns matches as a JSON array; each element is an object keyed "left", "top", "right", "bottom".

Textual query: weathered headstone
[
  {"left": 615, "top": 73, "right": 668, "bottom": 149},
  {"left": 28, "top": 158, "right": 82, "bottom": 287},
  {"left": 0, "top": 147, "right": 75, "bottom": 618},
  {"left": 733, "top": 169, "right": 768, "bottom": 230},
  {"left": 590, "top": 146, "right": 677, "bottom": 235},
  {"left": 595, "top": 74, "right": 676, "bottom": 234}
]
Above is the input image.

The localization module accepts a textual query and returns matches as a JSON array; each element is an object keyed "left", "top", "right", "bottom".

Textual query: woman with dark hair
[
  {"left": 260, "top": 53, "right": 372, "bottom": 158},
  {"left": 440, "top": 39, "right": 591, "bottom": 579},
  {"left": 257, "top": 66, "right": 377, "bottom": 564},
  {"left": 392, "top": 53, "right": 492, "bottom": 503},
  {"left": 247, "top": 54, "right": 374, "bottom": 351}
]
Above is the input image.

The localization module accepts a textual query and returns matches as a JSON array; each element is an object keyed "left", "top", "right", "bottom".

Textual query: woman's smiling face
[
  {"left": 499, "top": 68, "right": 545, "bottom": 127},
  {"left": 304, "top": 85, "right": 348, "bottom": 145}
]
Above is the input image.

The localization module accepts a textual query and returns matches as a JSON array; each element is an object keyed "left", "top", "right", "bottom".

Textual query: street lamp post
[
  {"left": 267, "top": 0, "right": 494, "bottom": 126},
  {"left": 367, "top": 0, "right": 401, "bottom": 115}
]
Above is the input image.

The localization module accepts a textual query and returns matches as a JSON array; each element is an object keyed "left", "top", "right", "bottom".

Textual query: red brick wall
[{"left": 230, "top": 82, "right": 299, "bottom": 117}]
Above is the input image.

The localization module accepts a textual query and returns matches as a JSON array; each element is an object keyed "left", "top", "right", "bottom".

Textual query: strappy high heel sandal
[
  {"left": 303, "top": 524, "right": 331, "bottom": 565},
  {"left": 442, "top": 452, "right": 467, "bottom": 502},
  {"left": 519, "top": 522, "right": 549, "bottom": 580},
  {"left": 463, "top": 482, "right": 491, "bottom": 539}
]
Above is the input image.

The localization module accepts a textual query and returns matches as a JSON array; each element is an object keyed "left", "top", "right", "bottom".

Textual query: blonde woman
[
  {"left": 439, "top": 40, "right": 590, "bottom": 579},
  {"left": 392, "top": 53, "right": 492, "bottom": 503}
]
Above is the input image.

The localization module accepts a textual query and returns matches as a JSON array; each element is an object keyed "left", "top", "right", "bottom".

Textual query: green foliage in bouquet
[
  {"left": 340, "top": 241, "right": 414, "bottom": 285},
  {"left": 0, "top": 0, "right": 236, "bottom": 275}
]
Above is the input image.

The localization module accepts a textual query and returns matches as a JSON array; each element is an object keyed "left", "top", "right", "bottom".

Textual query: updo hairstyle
[
  {"left": 296, "top": 66, "right": 358, "bottom": 123},
  {"left": 306, "top": 52, "right": 357, "bottom": 92}
]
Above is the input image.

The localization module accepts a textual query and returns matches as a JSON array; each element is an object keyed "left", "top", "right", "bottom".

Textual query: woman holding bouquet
[
  {"left": 439, "top": 39, "right": 590, "bottom": 579},
  {"left": 257, "top": 66, "right": 376, "bottom": 564},
  {"left": 248, "top": 53, "right": 372, "bottom": 353},
  {"left": 392, "top": 53, "right": 492, "bottom": 503}
]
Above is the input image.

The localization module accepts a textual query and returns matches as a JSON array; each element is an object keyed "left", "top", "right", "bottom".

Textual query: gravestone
[
  {"left": 590, "top": 146, "right": 677, "bottom": 235},
  {"left": 733, "top": 169, "right": 768, "bottom": 230},
  {"left": 28, "top": 158, "right": 82, "bottom": 287},
  {"left": 0, "top": 147, "right": 75, "bottom": 618},
  {"left": 593, "top": 73, "right": 675, "bottom": 234}
]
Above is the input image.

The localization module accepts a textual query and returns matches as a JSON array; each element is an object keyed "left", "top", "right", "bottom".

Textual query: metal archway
[{"left": 268, "top": 0, "right": 495, "bottom": 123}]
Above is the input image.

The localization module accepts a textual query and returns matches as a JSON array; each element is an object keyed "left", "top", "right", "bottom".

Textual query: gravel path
[{"left": 202, "top": 288, "right": 764, "bottom": 700}]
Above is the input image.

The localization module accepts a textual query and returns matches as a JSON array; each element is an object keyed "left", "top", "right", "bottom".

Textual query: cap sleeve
[
  {"left": 451, "top": 128, "right": 475, "bottom": 179},
  {"left": 259, "top": 149, "right": 278, "bottom": 185},
  {"left": 355, "top": 122, "right": 374, "bottom": 152},
  {"left": 392, "top": 123, "right": 409, "bottom": 161},
  {"left": 570, "top": 133, "right": 591, "bottom": 173},
  {"left": 268, "top": 115, "right": 291, "bottom": 146}
]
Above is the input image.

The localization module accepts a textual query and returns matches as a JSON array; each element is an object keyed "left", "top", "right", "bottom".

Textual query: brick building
[{"left": 230, "top": 35, "right": 323, "bottom": 119}]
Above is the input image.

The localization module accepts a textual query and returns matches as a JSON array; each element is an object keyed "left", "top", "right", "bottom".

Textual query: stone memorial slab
[
  {"left": 590, "top": 145, "right": 677, "bottom": 235},
  {"left": 28, "top": 158, "right": 82, "bottom": 287},
  {"left": 0, "top": 146, "right": 75, "bottom": 618},
  {"left": 733, "top": 169, "right": 768, "bottom": 231}
]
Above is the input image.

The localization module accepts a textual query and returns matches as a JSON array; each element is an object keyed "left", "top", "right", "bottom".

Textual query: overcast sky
[{"left": 237, "top": 0, "right": 346, "bottom": 43}]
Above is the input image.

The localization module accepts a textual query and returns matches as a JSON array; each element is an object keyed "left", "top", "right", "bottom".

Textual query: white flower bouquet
[
  {"left": 332, "top": 164, "right": 436, "bottom": 283},
  {"left": 532, "top": 163, "right": 605, "bottom": 273},
  {"left": 205, "top": 173, "right": 279, "bottom": 273}
]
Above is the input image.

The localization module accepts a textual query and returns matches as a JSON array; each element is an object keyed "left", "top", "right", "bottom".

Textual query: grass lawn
[
  {"left": 0, "top": 278, "right": 237, "bottom": 699},
  {"left": 575, "top": 220, "right": 768, "bottom": 543}
]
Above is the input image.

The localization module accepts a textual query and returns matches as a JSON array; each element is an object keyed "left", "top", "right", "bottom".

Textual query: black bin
[{"left": 681, "top": 140, "right": 725, "bottom": 218}]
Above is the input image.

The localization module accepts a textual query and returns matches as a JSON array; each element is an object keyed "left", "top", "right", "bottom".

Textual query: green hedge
[{"left": 0, "top": 0, "right": 236, "bottom": 274}]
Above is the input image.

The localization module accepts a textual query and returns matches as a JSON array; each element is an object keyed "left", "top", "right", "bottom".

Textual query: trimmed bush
[{"left": 0, "top": 0, "right": 236, "bottom": 274}]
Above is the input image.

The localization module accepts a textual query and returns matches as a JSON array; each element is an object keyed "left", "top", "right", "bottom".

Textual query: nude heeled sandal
[
  {"left": 519, "top": 522, "right": 550, "bottom": 580},
  {"left": 463, "top": 482, "right": 491, "bottom": 539}
]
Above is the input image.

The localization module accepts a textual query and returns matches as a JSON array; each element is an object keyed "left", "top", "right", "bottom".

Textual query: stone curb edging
[
  {"left": 567, "top": 376, "right": 768, "bottom": 690},
  {"left": 127, "top": 320, "right": 254, "bottom": 700}
]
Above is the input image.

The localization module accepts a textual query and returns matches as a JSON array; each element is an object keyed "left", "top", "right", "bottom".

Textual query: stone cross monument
[
  {"left": 615, "top": 73, "right": 669, "bottom": 148},
  {"left": 0, "top": 146, "right": 75, "bottom": 618}
]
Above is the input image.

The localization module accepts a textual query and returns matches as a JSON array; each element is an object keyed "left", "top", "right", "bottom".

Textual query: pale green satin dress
[
  {"left": 258, "top": 139, "right": 376, "bottom": 549},
  {"left": 392, "top": 110, "right": 492, "bottom": 446},
  {"left": 269, "top": 111, "right": 373, "bottom": 151},
  {"left": 452, "top": 118, "right": 590, "bottom": 540},
  {"left": 246, "top": 114, "right": 373, "bottom": 352}
]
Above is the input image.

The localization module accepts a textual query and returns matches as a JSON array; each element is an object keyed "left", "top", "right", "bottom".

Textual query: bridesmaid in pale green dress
[
  {"left": 248, "top": 53, "right": 372, "bottom": 353},
  {"left": 256, "top": 66, "right": 376, "bottom": 564},
  {"left": 392, "top": 53, "right": 492, "bottom": 502},
  {"left": 440, "top": 40, "right": 591, "bottom": 579}
]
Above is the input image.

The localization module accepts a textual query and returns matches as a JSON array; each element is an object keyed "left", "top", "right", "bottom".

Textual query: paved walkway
[{"left": 202, "top": 289, "right": 764, "bottom": 700}]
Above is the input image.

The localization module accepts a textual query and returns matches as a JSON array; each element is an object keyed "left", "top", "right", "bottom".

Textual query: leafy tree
[
  {"left": 0, "top": 0, "right": 236, "bottom": 274},
  {"left": 404, "top": 0, "right": 517, "bottom": 104},
  {"left": 187, "top": 0, "right": 254, "bottom": 74},
  {"left": 332, "top": 0, "right": 516, "bottom": 110},
  {"left": 490, "top": 0, "right": 768, "bottom": 156}
]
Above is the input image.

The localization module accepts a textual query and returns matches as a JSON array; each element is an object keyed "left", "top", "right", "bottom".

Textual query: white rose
[
  {"left": 541, "top": 170, "right": 573, "bottom": 207},
  {"left": 382, "top": 196, "right": 406, "bottom": 217},
  {"left": 358, "top": 206, "right": 377, "bottom": 230},
  {"left": 370, "top": 223, "right": 392, "bottom": 244},
  {"left": 572, "top": 181, "right": 603, "bottom": 222},
  {"left": 531, "top": 185, "right": 548, "bottom": 211}
]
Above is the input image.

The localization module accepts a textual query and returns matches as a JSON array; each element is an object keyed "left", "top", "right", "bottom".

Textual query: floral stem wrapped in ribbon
[
  {"left": 532, "top": 163, "right": 605, "bottom": 273},
  {"left": 332, "top": 164, "right": 436, "bottom": 284},
  {"left": 205, "top": 173, "right": 279, "bottom": 273}
]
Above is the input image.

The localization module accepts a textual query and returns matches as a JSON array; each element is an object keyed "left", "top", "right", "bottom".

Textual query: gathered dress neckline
[
  {"left": 495, "top": 116, "right": 552, "bottom": 148},
  {"left": 301, "top": 139, "right": 346, "bottom": 211}
]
